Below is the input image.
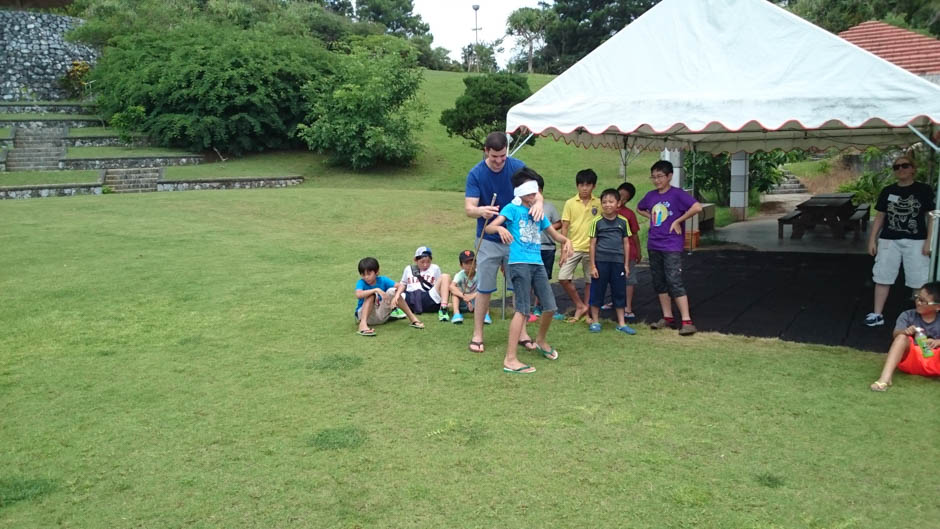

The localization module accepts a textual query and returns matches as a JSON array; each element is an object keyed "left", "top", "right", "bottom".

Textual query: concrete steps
[
  {"left": 766, "top": 170, "right": 808, "bottom": 195},
  {"left": 7, "top": 127, "right": 65, "bottom": 170},
  {"left": 103, "top": 167, "right": 160, "bottom": 193}
]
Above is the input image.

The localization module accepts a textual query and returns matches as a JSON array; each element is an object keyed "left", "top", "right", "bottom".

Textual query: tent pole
[
  {"left": 907, "top": 124, "right": 940, "bottom": 281},
  {"left": 508, "top": 132, "right": 534, "bottom": 157}
]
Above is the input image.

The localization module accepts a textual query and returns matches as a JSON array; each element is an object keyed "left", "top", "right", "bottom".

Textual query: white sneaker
[{"left": 864, "top": 313, "right": 884, "bottom": 327}]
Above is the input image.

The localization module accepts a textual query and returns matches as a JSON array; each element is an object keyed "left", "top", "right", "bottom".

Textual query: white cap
[{"left": 414, "top": 246, "right": 432, "bottom": 258}]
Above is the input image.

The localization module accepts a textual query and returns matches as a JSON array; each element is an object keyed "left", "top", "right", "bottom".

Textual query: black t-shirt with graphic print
[{"left": 875, "top": 182, "right": 935, "bottom": 240}]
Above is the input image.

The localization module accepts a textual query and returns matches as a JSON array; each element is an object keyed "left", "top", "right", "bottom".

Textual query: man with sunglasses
[{"left": 865, "top": 155, "right": 935, "bottom": 327}]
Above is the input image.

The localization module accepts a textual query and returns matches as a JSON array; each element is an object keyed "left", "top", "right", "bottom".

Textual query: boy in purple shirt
[{"left": 636, "top": 160, "right": 703, "bottom": 336}]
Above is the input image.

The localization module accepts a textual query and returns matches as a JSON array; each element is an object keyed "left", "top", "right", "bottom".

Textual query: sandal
[
  {"left": 518, "top": 339, "right": 537, "bottom": 351},
  {"left": 503, "top": 364, "right": 535, "bottom": 374},
  {"left": 535, "top": 343, "right": 559, "bottom": 360},
  {"left": 468, "top": 340, "right": 484, "bottom": 353},
  {"left": 410, "top": 321, "right": 425, "bottom": 329},
  {"left": 870, "top": 381, "right": 891, "bottom": 392},
  {"left": 589, "top": 322, "right": 602, "bottom": 333},
  {"left": 357, "top": 329, "right": 376, "bottom": 337}
]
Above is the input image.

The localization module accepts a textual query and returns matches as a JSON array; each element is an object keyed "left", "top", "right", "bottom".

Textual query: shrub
[
  {"left": 296, "top": 35, "right": 424, "bottom": 169},
  {"left": 838, "top": 169, "right": 894, "bottom": 206},
  {"left": 59, "top": 60, "right": 92, "bottom": 99},
  {"left": 109, "top": 105, "right": 145, "bottom": 145},
  {"left": 90, "top": 22, "right": 331, "bottom": 155},
  {"left": 439, "top": 73, "right": 533, "bottom": 150},
  {"left": 684, "top": 150, "right": 797, "bottom": 206}
]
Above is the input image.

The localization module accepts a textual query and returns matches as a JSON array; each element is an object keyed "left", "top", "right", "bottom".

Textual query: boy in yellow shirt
[{"left": 559, "top": 169, "right": 602, "bottom": 323}]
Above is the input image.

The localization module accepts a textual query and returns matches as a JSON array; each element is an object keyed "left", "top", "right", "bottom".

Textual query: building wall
[{"left": 0, "top": 10, "right": 98, "bottom": 101}]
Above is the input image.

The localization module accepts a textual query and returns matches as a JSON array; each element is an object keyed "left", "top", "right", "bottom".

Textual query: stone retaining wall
[
  {"left": 66, "top": 136, "right": 137, "bottom": 147},
  {"left": 0, "top": 149, "right": 6, "bottom": 171},
  {"left": 5, "top": 119, "right": 102, "bottom": 129},
  {"left": 62, "top": 156, "right": 203, "bottom": 170},
  {"left": 0, "top": 103, "right": 96, "bottom": 114},
  {"left": 157, "top": 177, "right": 304, "bottom": 192},
  {"left": 0, "top": 170, "right": 105, "bottom": 200},
  {"left": 0, "top": 11, "right": 99, "bottom": 101}
]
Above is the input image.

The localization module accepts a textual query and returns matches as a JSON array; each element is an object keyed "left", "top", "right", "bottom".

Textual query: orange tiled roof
[{"left": 839, "top": 21, "right": 940, "bottom": 75}]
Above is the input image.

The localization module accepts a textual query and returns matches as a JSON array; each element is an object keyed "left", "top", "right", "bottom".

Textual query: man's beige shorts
[{"left": 558, "top": 251, "right": 592, "bottom": 282}]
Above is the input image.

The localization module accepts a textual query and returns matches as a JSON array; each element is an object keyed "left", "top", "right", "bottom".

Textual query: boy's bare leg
[
  {"left": 534, "top": 311, "right": 553, "bottom": 348},
  {"left": 658, "top": 293, "right": 673, "bottom": 319},
  {"left": 625, "top": 285, "right": 635, "bottom": 314},
  {"left": 395, "top": 295, "right": 422, "bottom": 325},
  {"left": 450, "top": 293, "right": 461, "bottom": 316},
  {"left": 504, "top": 312, "right": 533, "bottom": 371},
  {"left": 590, "top": 305, "right": 600, "bottom": 324},
  {"left": 675, "top": 295, "right": 692, "bottom": 321},
  {"left": 436, "top": 274, "right": 452, "bottom": 309},
  {"left": 615, "top": 307, "right": 626, "bottom": 327},
  {"left": 561, "top": 279, "right": 588, "bottom": 319},
  {"left": 873, "top": 283, "right": 890, "bottom": 315},
  {"left": 358, "top": 295, "right": 376, "bottom": 332},
  {"left": 470, "top": 292, "right": 491, "bottom": 352},
  {"left": 873, "top": 334, "right": 910, "bottom": 387}
]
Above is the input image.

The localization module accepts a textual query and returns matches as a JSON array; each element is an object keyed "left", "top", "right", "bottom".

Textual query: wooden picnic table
[{"left": 792, "top": 192, "right": 857, "bottom": 239}]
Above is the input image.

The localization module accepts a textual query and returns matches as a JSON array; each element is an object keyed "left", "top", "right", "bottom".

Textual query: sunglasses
[
  {"left": 892, "top": 163, "right": 913, "bottom": 171},
  {"left": 913, "top": 296, "right": 940, "bottom": 305}
]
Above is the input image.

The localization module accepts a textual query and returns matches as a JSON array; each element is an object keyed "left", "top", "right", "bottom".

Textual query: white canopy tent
[
  {"left": 506, "top": 0, "right": 940, "bottom": 276},
  {"left": 505, "top": 0, "right": 940, "bottom": 154}
]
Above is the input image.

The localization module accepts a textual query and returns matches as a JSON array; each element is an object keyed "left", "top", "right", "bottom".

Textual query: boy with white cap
[{"left": 401, "top": 246, "right": 453, "bottom": 322}]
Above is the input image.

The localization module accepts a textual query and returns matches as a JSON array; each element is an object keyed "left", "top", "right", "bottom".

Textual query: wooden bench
[
  {"left": 778, "top": 210, "right": 802, "bottom": 239},
  {"left": 854, "top": 203, "right": 870, "bottom": 231},
  {"left": 846, "top": 209, "right": 869, "bottom": 240}
]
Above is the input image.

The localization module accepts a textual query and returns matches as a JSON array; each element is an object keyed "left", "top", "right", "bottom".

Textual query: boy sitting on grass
[
  {"left": 401, "top": 246, "right": 452, "bottom": 322},
  {"left": 485, "top": 167, "right": 573, "bottom": 374},
  {"left": 355, "top": 257, "right": 423, "bottom": 337},
  {"left": 587, "top": 188, "right": 636, "bottom": 335},
  {"left": 870, "top": 281, "right": 940, "bottom": 391},
  {"left": 449, "top": 250, "right": 492, "bottom": 325}
]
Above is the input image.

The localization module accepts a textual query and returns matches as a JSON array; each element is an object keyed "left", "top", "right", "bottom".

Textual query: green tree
[
  {"left": 439, "top": 73, "right": 533, "bottom": 150},
  {"left": 538, "top": 0, "right": 660, "bottom": 73},
  {"left": 684, "top": 150, "right": 796, "bottom": 206},
  {"left": 296, "top": 36, "right": 425, "bottom": 169},
  {"left": 506, "top": 7, "right": 552, "bottom": 74},
  {"left": 787, "top": 0, "right": 940, "bottom": 37},
  {"left": 91, "top": 22, "right": 330, "bottom": 155},
  {"left": 355, "top": 0, "right": 430, "bottom": 37}
]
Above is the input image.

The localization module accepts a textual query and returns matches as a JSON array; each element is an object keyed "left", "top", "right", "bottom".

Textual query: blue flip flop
[{"left": 503, "top": 364, "right": 536, "bottom": 374}]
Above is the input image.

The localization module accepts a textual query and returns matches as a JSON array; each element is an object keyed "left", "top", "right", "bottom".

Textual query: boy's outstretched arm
[
  {"left": 546, "top": 226, "right": 573, "bottom": 264},
  {"left": 484, "top": 215, "right": 514, "bottom": 244}
]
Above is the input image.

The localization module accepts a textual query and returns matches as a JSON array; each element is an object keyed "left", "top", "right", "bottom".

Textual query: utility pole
[{"left": 472, "top": 5, "right": 481, "bottom": 72}]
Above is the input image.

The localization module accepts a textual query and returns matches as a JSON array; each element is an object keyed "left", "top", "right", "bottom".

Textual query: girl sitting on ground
[{"left": 870, "top": 281, "right": 940, "bottom": 391}]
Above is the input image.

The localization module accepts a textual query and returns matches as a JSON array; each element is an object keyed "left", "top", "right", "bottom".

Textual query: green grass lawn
[
  {"left": 66, "top": 146, "right": 194, "bottom": 159},
  {"left": 784, "top": 159, "right": 830, "bottom": 179},
  {"left": 0, "top": 170, "right": 99, "bottom": 186},
  {"left": 0, "top": 127, "right": 11, "bottom": 140},
  {"left": 0, "top": 187, "right": 936, "bottom": 528}
]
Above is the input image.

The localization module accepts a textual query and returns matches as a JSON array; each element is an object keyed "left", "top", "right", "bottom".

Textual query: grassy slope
[
  {"left": 66, "top": 146, "right": 193, "bottom": 159},
  {"left": 0, "top": 188, "right": 936, "bottom": 528}
]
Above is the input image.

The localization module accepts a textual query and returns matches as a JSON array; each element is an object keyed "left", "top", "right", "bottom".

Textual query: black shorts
[{"left": 405, "top": 290, "right": 439, "bottom": 314}]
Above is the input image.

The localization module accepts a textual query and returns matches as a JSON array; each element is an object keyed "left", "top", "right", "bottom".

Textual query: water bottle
[{"left": 914, "top": 327, "right": 935, "bottom": 358}]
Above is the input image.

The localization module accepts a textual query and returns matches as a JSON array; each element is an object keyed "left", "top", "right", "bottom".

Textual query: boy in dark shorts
[
  {"left": 637, "top": 160, "right": 703, "bottom": 336},
  {"left": 485, "top": 167, "right": 573, "bottom": 374},
  {"left": 587, "top": 188, "right": 636, "bottom": 335}
]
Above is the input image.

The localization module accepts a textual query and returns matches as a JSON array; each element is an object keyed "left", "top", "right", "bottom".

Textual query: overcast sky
[{"left": 411, "top": 0, "right": 546, "bottom": 67}]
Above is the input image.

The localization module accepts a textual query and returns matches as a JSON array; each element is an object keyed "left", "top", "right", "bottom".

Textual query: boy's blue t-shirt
[
  {"left": 354, "top": 275, "right": 396, "bottom": 314},
  {"left": 500, "top": 202, "right": 550, "bottom": 264},
  {"left": 465, "top": 157, "right": 526, "bottom": 243}
]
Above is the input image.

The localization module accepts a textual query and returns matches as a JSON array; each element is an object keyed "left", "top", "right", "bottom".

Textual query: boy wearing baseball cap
[{"left": 401, "top": 246, "right": 452, "bottom": 322}]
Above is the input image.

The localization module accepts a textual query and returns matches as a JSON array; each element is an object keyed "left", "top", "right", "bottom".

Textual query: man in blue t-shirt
[{"left": 463, "top": 131, "right": 544, "bottom": 353}]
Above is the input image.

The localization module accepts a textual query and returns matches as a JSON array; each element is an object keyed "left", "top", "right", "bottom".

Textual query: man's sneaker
[
  {"left": 389, "top": 308, "right": 407, "bottom": 320},
  {"left": 864, "top": 313, "right": 884, "bottom": 327},
  {"left": 438, "top": 309, "right": 450, "bottom": 322},
  {"left": 678, "top": 323, "right": 697, "bottom": 336},
  {"left": 451, "top": 313, "right": 464, "bottom": 324},
  {"left": 484, "top": 312, "right": 493, "bottom": 325},
  {"left": 649, "top": 318, "right": 671, "bottom": 330}
]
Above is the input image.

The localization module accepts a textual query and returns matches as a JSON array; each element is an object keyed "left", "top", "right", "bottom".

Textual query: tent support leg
[{"left": 907, "top": 124, "right": 940, "bottom": 281}]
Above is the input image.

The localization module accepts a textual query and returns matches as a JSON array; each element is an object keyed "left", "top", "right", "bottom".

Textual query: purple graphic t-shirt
[{"left": 637, "top": 186, "right": 697, "bottom": 252}]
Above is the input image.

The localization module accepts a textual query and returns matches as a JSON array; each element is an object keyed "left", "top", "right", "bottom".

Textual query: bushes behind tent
[{"left": 90, "top": 22, "right": 332, "bottom": 156}]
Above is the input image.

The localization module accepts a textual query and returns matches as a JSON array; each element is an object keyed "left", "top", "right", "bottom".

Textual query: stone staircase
[
  {"left": 102, "top": 167, "right": 160, "bottom": 193},
  {"left": 766, "top": 170, "right": 808, "bottom": 195},
  {"left": 5, "top": 127, "right": 66, "bottom": 171}
]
